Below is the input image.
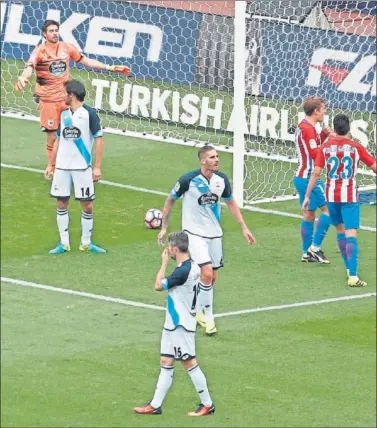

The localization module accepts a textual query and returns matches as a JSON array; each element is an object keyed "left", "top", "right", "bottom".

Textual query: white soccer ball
[{"left": 144, "top": 208, "right": 163, "bottom": 229}]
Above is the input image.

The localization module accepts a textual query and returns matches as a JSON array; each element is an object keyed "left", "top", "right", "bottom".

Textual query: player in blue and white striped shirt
[
  {"left": 45, "top": 80, "right": 106, "bottom": 254},
  {"left": 134, "top": 231, "right": 215, "bottom": 417},
  {"left": 158, "top": 146, "right": 256, "bottom": 335}
]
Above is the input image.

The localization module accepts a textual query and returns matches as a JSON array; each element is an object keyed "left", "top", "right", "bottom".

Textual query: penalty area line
[
  {"left": 1, "top": 162, "right": 376, "bottom": 232},
  {"left": 1, "top": 277, "right": 375, "bottom": 319}
]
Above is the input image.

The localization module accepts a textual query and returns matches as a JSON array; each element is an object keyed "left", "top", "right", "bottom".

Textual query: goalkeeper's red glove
[
  {"left": 15, "top": 76, "right": 29, "bottom": 91},
  {"left": 106, "top": 65, "right": 131, "bottom": 76}
]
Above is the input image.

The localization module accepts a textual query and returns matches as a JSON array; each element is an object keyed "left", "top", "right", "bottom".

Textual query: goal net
[
  {"left": 1, "top": 0, "right": 376, "bottom": 206},
  {"left": 242, "top": 0, "right": 376, "bottom": 205}
]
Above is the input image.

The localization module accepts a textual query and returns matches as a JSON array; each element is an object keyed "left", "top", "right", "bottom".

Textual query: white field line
[
  {"left": 1, "top": 277, "right": 376, "bottom": 319},
  {"left": 214, "top": 292, "right": 376, "bottom": 318},
  {"left": 2, "top": 163, "right": 376, "bottom": 232},
  {"left": 1, "top": 277, "right": 165, "bottom": 311}
]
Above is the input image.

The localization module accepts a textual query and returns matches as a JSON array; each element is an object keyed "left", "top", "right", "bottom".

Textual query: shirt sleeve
[
  {"left": 221, "top": 174, "right": 233, "bottom": 200},
  {"left": 314, "top": 146, "right": 325, "bottom": 168},
  {"left": 88, "top": 108, "right": 103, "bottom": 138},
  {"left": 162, "top": 264, "right": 191, "bottom": 290},
  {"left": 67, "top": 43, "right": 83, "bottom": 63},
  {"left": 26, "top": 46, "right": 39, "bottom": 68},
  {"left": 302, "top": 127, "right": 319, "bottom": 160},
  {"left": 357, "top": 144, "right": 376, "bottom": 168},
  {"left": 171, "top": 174, "right": 191, "bottom": 199}
]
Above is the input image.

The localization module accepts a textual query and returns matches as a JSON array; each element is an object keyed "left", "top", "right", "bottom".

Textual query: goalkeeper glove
[
  {"left": 106, "top": 65, "right": 131, "bottom": 76},
  {"left": 15, "top": 76, "right": 29, "bottom": 91}
]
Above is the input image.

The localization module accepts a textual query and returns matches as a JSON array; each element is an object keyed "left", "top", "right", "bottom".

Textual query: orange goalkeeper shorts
[{"left": 38, "top": 99, "right": 67, "bottom": 132}]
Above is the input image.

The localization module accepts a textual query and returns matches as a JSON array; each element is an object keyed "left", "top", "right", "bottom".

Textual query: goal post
[
  {"left": 233, "top": 0, "right": 247, "bottom": 208},
  {"left": 1, "top": 0, "right": 375, "bottom": 206}
]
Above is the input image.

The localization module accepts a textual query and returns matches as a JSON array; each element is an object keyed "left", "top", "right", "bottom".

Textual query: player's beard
[{"left": 47, "top": 36, "right": 59, "bottom": 44}]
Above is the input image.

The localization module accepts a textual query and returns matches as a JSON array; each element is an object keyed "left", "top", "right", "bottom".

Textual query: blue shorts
[
  {"left": 293, "top": 176, "right": 327, "bottom": 211},
  {"left": 328, "top": 203, "right": 360, "bottom": 230}
]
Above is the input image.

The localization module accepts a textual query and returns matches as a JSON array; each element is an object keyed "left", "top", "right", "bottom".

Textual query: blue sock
[
  {"left": 337, "top": 233, "right": 348, "bottom": 270},
  {"left": 313, "top": 213, "right": 331, "bottom": 248},
  {"left": 301, "top": 220, "right": 314, "bottom": 254},
  {"left": 346, "top": 237, "right": 358, "bottom": 276}
]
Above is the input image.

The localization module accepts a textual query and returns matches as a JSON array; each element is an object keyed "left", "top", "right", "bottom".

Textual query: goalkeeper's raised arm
[{"left": 78, "top": 57, "right": 131, "bottom": 76}]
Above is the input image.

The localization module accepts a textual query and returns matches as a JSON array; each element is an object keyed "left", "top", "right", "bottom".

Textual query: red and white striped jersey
[
  {"left": 295, "top": 119, "right": 329, "bottom": 178},
  {"left": 315, "top": 137, "right": 376, "bottom": 203}
]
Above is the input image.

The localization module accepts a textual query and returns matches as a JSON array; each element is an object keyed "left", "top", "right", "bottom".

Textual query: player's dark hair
[
  {"left": 168, "top": 232, "right": 189, "bottom": 253},
  {"left": 303, "top": 97, "right": 326, "bottom": 116},
  {"left": 65, "top": 80, "right": 86, "bottom": 102},
  {"left": 198, "top": 145, "right": 216, "bottom": 160},
  {"left": 42, "top": 20, "right": 60, "bottom": 34},
  {"left": 333, "top": 114, "right": 350, "bottom": 136}
]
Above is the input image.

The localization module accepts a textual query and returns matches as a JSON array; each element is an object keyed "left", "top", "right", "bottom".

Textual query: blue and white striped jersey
[
  {"left": 162, "top": 259, "right": 201, "bottom": 333},
  {"left": 56, "top": 104, "right": 103, "bottom": 170},
  {"left": 171, "top": 169, "right": 233, "bottom": 238}
]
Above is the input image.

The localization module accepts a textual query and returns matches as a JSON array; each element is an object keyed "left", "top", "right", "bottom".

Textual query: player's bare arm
[
  {"left": 157, "top": 196, "right": 176, "bottom": 245},
  {"left": 44, "top": 138, "right": 60, "bottom": 179},
  {"left": 15, "top": 65, "right": 33, "bottom": 91},
  {"left": 92, "top": 136, "right": 104, "bottom": 182},
  {"left": 154, "top": 249, "right": 170, "bottom": 290},
  {"left": 302, "top": 166, "right": 323, "bottom": 210},
  {"left": 225, "top": 199, "right": 256, "bottom": 244},
  {"left": 78, "top": 56, "right": 131, "bottom": 76}
]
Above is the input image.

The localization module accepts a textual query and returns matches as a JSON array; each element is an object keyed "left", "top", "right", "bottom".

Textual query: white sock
[
  {"left": 311, "top": 245, "right": 320, "bottom": 252},
  {"left": 199, "top": 282, "right": 214, "bottom": 323},
  {"left": 187, "top": 364, "right": 212, "bottom": 407},
  {"left": 57, "top": 208, "right": 69, "bottom": 246},
  {"left": 150, "top": 365, "right": 174, "bottom": 408},
  {"left": 81, "top": 211, "right": 93, "bottom": 245}
]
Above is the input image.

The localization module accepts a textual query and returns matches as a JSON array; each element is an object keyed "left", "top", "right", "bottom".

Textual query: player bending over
[
  {"left": 293, "top": 97, "right": 333, "bottom": 263},
  {"left": 16, "top": 20, "right": 130, "bottom": 166},
  {"left": 45, "top": 80, "right": 106, "bottom": 254},
  {"left": 134, "top": 231, "right": 215, "bottom": 417},
  {"left": 303, "top": 114, "right": 376, "bottom": 287},
  {"left": 157, "top": 146, "right": 256, "bottom": 336}
]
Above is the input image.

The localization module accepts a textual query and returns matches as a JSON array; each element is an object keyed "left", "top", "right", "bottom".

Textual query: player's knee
[
  {"left": 303, "top": 210, "right": 315, "bottom": 221},
  {"left": 160, "top": 356, "right": 174, "bottom": 367},
  {"left": 345, "top": 229, "right": 358, "bottom": 238},
  {"left": 46, "top": 131, "right": 56, "bottom": 147},
  {"left": 56, "top": 198, "right": 69, "bottom": 210},
  {"left": 200, "top": 265, "right": 213, "bottom": 284},
  {"left": 80, "top": 200, "right": 93, "bottom": 214},
  {"left": 335, "top": 224, "right": 345, "bottom": 234},
  {"left": 320, "top": 205, "right": 329, "bottom": 215},
  {"left": 182, "top": 357, "right": 198, "bottom": 371}
]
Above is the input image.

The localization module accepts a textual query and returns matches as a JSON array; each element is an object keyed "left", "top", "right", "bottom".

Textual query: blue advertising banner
[
  {"left": 260, "top": 23, "right": 376, "bottom": 113},
  {"left": 0, "top": 0, "right": 201, "bottom": 84}
]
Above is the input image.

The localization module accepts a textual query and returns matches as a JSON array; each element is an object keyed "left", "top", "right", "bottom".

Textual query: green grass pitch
[{"left": 1, "top": 115, "right": 376, "bottom": 427}]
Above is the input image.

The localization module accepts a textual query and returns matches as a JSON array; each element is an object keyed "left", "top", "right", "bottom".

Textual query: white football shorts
[
  {"left": 50, "top": 167, "right": 95, "bottom": 201},
  {"left": 186, "top": 232, "right": 224, "bottom": 269},
  {"left": 160, "top": 327, "right": 196, "bottom": 361}
]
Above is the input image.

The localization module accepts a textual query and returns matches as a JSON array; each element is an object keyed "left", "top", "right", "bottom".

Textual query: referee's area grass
[{"left": 1, "top": 116, "right": 376, "bottom": 427}]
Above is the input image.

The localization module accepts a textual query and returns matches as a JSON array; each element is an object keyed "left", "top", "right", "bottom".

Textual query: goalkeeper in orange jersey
[{"left": 16, "top": 19, "right": 130, "bottom": 166}]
